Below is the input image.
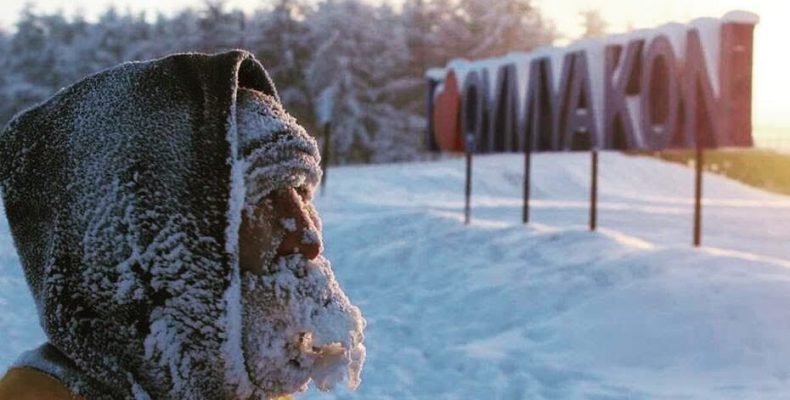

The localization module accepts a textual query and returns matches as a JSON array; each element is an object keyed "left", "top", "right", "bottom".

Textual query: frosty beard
[{"left": 240, "top": 253, "right": 366, "bottom": 398}]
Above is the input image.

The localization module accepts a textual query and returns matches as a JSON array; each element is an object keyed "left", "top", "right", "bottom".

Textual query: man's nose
[{"left": 273, "top": 188, "right": 321, "bottom": 260}]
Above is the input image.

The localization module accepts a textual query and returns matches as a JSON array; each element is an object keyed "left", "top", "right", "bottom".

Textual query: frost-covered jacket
[
  {"left": 0, "top": 50, "right": 364, "bottom": 399},
  {"left": 0, "top": 366, "right": 293, "bottom": 400}
]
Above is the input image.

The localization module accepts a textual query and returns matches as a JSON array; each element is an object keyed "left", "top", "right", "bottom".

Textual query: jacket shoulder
[{"left": 0, "top": 367, "right": 84, "bottom": 400}]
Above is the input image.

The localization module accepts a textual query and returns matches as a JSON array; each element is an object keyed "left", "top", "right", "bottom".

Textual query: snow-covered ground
[{"left": 4, "top": 152, "right": 790, "bottom": 398}]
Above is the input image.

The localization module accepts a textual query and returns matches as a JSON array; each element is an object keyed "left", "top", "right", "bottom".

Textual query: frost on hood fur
[{"left": 0, "top": 50, "right": 365, "bottom": 399}]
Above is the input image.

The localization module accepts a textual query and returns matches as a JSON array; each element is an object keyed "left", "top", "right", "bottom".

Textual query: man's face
[
  {"left": 238, "top": 185, "right": 347, "bottom": 396},
  {"left": 238, "top": 186, "right": 322, "bottom": 274},
  {"left": 234, "top": 89, "right": 364, "bottom": 397}
]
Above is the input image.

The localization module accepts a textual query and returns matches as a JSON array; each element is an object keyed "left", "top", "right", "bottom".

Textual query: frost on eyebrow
[
  {"left": 302, "top": 229, "right": 321, "bottom": 245},
  {"left": 280, "top": 217, "right": 297, "bottom": 232},
  {"left": 236, "top": 88, "right": 322, "bottom": 209}
]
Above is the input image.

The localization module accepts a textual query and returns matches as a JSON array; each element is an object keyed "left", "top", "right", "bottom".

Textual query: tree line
[{"left": 0, "top": 0, "right": 557, "bottom": 163}]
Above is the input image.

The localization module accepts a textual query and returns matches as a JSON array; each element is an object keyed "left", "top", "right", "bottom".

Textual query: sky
[{"left": 1, "top": 0, "right": 788, "bottom": 129}]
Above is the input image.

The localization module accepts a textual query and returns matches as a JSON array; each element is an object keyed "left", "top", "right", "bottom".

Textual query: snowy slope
[{"left": 4, "top": 152, "right": 790, "bottom": 399}]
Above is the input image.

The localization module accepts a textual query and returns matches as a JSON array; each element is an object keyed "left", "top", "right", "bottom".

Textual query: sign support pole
[
  {"left": 320, "top": 122, "right": 331, "bottom": 195},
  {"left": 523, "top": 133, "right": 532, "bottom": 224},
  {"left": 590, "top": 150, "right": 598, "bottom": 231},
  {"left": 693, "top": 139, "right": 704, "bottom": 247},
  {"left": 465, "top": 134, "right": 474, "bottom": 225}
]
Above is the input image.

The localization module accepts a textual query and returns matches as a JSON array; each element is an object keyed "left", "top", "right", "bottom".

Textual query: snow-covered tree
[
  {"left": 196, "top": 1, "right": 246, "bottom": 52},
  {"left": 435, "top": 0, "right": 556, "bottom": 61},
  {"left": 0, "top": 0, "right": 557, "bottom": 163},
  {"left": 580, "top": 9, "right": 607, "bottom": 38},
  {"left": 1, "top": 10, "right": 66, "bottom": 122},
  {"left": 250, "top": 0, "right": 317, "bottom": 131},
  {"left": 302, "top": 0, "right": 421, "bottom": 162}
]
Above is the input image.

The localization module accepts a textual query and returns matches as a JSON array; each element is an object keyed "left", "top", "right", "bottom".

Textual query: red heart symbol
[{"left": 432, "top": 70, "right": 464, "bottom": 152}]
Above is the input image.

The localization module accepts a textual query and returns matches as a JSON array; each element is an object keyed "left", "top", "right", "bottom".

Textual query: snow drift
[{"left": 3, "top": 152, "right": 790, "bottom": 398}]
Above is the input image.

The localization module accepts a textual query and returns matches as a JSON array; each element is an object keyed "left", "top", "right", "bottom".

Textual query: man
[{"left": 0, "top": 51, "right": 365, "bottom": 399}]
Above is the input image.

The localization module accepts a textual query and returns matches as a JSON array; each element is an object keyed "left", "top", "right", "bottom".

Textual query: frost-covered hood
[{"left": 0, "top": 50, "right": 364, "bottom": 399}]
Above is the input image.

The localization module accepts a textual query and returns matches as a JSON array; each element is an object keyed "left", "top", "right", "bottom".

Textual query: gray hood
[{"left": 0, "top": 50, "right": 365, "bottom": 399}]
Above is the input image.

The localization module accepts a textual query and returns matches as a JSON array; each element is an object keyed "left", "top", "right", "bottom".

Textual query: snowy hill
[{"left": 4, "top": 152, "right": 790, "bottom": 399}]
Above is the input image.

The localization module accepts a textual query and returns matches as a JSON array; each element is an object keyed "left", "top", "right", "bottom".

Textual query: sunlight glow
[{"left": 535, "top": 0, "right": 790, "bottom": 131}]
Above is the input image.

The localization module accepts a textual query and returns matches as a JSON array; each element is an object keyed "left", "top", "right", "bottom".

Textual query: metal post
[
  {"left": 590, "top": 150, "right": 598, "bottom": 231},
  {"left": 693, "top": 141, "right": 703, "bottom": 247},
  {"left": 522, "top": 132, "right": 532, "bottom": 224},
  {"left": 465, "top": 134, "right": 474, "bottom": 225},
  {"left": 320, "top": 122, "right": 331, "bottom": 195}
]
